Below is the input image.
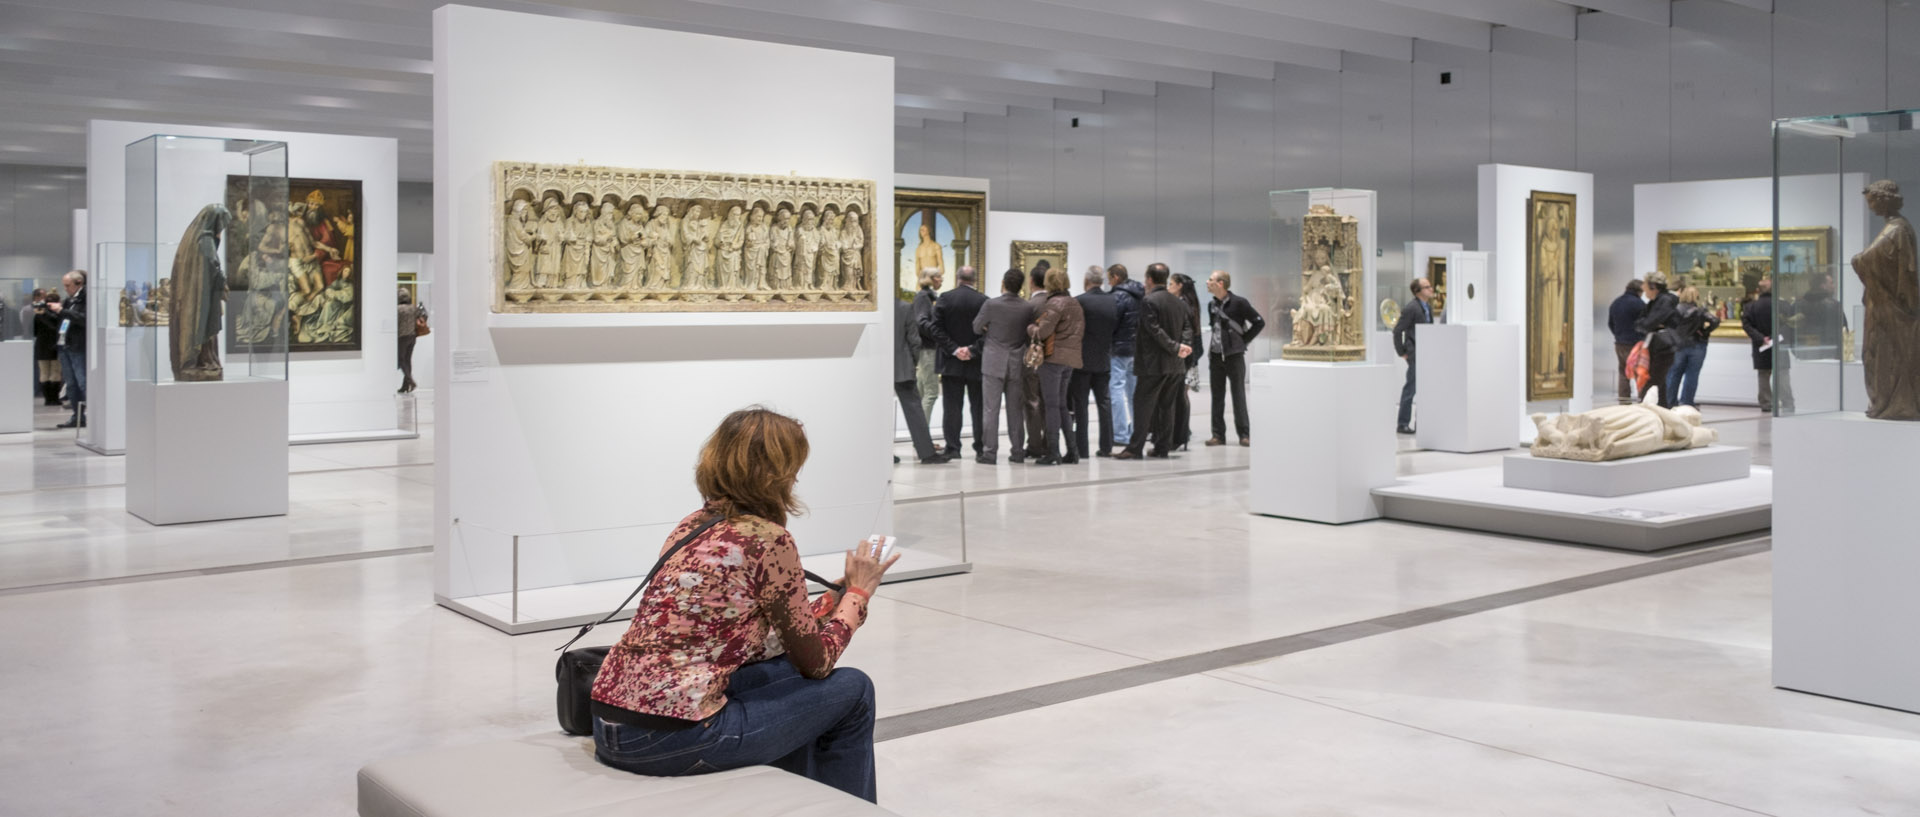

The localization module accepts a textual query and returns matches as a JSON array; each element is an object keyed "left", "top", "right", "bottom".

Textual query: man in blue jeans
[
  {"left": 48, "top": 270, "right": 87, "bottom": 429},
  {"left": 1106, "top": 264, "right": 1143, "bottom": 444},
  {"left": 1392, "top": 277, "right": 1433, "bottom": 434}
]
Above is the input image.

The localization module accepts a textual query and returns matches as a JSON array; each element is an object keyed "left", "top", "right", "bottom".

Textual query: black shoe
[
  {"left": 893, "top": 455, "right": 901, "bottom": 464},
  {"left": 56, "top": 419, "right": 77, "bottom": 429},
  {"left": 1009, "top": 455, "right": 1026, "bottom": 464},
  {"left": 1034, "top": 455, "right": 1059, "bottom": 466},
  {"left": 1149, "top": 450, "right": 1172, "bottom": 459},
  {"left": 1061, "top": 454, "right": 1080, "bottom": 465},
  {"left": 974, "top": 454, "right": 997, "bottom": 465},
  {"left": 1114, "top": 451, "right": 1142, "bottom": 460},
  {"left": 1024, "top": 448, "right": 1045, "bottom": 460},
  {"left": 920, "top": 453, "right": 953, "bottom": 464},
  {"left": 1094, "top": 449, "right": 1112, "bottom": 458},
  {"left": 1396, "top": 426, "right": 1415, "bottom": 435}
]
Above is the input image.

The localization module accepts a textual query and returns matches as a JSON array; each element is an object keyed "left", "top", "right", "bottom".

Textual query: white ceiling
[{"left": 0, "top": 0, "right": 1760, "bottom": 180}]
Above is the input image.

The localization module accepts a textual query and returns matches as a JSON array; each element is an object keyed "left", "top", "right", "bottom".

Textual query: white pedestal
[
  {"left": 1790, "top": 358, "right": 1868, "bottom": 415},
  {"left": 126, "top": 378, "right": 289, "bottom": 525},
  {"left": 1248, "top": 362, "right": 1397, "bottom": 524},
  {"left": 0, "top": 341, "right": 31, "bottom": 434},
  {"left": 1415, "top": 323, "right": 1519, "bottom": 453},
  {"left": 1503, "top": 445, "right": 1751, "bottom": 497},
  {"left": 1774, "top": 413, "right": 1920, "bottom": 714},
  {"left": 1447, "top": 251, "right": 1491, "bottom": 324}
]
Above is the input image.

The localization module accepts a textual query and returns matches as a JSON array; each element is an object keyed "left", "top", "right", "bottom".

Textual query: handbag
[
  {"left": 1625, "top": 340, "right": 1650, "bottom": 392},
  {"left": 414, "top": 312, "right": 430, "bottom": 337},
  {"left": 1023, "top": 339, "right": 1046, "bottom": 370}
]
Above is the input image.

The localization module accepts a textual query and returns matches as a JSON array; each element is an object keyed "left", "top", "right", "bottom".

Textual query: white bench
[{"left": 358, "top": 731, "right": 901, "bottom": 817}]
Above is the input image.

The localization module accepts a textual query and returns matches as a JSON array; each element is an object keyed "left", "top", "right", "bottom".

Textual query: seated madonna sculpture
[{"left": 1529, "top": 389, "right": 1718, "bottom": 462}]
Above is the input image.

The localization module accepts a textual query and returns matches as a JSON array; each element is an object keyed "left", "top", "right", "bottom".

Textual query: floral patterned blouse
[{"left": 590, "top": 503, "right": 868, "bottom": 722}]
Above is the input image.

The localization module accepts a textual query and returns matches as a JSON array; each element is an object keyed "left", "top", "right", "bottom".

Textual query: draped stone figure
[
  {"left": 795, "top": 210, "right": 822, "bottom": 289},
  {"left": 817, "top": 211, "right": 843, "bottom": 291},
  {"left": 559, "top": 200, "right": 593, "bottom": 292},
  {"left": 589, "top": 201, "right": 619, "bottom": 292},
  {"left": 616, "top": 202, "right": 647, "bottom": 292},
  {"left": 681, "top": 204, "right": 714, "bottom": 290},
  {"left": 642, "top": 205, "right": 675, "bottom": 290},
  {"left": 1851, "top": 179, "right": 1920, "bottom": 420},
  {"left": 716, "top": 205, "right": 746, "bottom": 289},
  {"left": 768, "top": 207, "right": 795, "bottom": 288},
  {"left": 840, "top": 211, "right": 865, "bottom": 290},
  {"left": 1530, "top": 391, "right": 1718, "bottom": 461},
  {"left": 532, "top": 196, "right": 564, "bottom": 289},
  {"left": 503, "top": 198, "right": 536, "bottom": 290},
  {"left": 168, "top": 203, "right": 235, "bottom": 382},
  {"left": 744, "top": 206, "right": 770, "bottom": 289}
]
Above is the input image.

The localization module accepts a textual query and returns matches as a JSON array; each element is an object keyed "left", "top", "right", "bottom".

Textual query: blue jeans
[
  {"left": 57, "top": 346, "right": 85, "bottom": 415},
  {"left": 1667, "top": 344, "right": 1707, "bottom": 407},
  {"left": 1108, "top": 356, "right": 1136, "bottom": 443},
  {"left": 593, "top": 658, "right": 877, "bottom": 802}
]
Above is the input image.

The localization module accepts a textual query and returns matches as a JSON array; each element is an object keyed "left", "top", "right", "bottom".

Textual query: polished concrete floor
[{"left": 0, "top": 391, "right": 1907, "bottom": 817}]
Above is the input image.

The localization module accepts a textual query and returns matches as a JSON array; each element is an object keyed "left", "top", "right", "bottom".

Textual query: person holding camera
[
  {"left": 32, "top": 291, "right": 62, "bottom": 407},
  {"left": 46, "top": 270, "right": 87, "bottom": 428}
]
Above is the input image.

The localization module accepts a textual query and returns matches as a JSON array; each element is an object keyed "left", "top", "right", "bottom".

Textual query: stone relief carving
[
  {"left": 494, "top": 162, "right": 876, "bottom": 312},
  {"left": 1282, "top": 204, "right": 1366, "bottom": 361},
  {"left": 1529, "top": 390, "right": 1718, "bottom": 462}
]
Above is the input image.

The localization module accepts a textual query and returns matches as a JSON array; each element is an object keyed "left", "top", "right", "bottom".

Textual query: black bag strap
[{"left": 555, "top": 515, "right": 847, "bottom": 653}]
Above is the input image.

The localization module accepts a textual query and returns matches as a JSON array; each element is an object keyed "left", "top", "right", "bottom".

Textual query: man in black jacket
[
  {"left": 1072, "top": 266, "right": 1119, "bottom": 458},
  {"left": 1742, "top": 277, "right": 1792, "bottom": 412},
  {"left": 1392, "top": 277, "right": 1434, "bottom": 434},
  {"left": 894, "top": 299, "right": 949, "bottom": 464},
  {"left": 1107, "top": 264, "right": 1143, "bottom": 445},
  {"left": 1116, "top": 263, "right": 1192, "bottom": 460},
  {"left": 1203, "top": 270, "right": 1265, "bottom": 446},
  {"left": 48, "top": 270, "right": 88, "bottom": 428},
  {"left": 929, "top": 267, "right": 987, "bottom": 456},
  {"left": 1635, "top": 272, "right": 1681, "bottom": 408},
  {"left": 912, "top": 269, "right": 944, "bottom": 419},
  {"left": 1607, "top": 279, "right": 1646, "bottom": 404}
]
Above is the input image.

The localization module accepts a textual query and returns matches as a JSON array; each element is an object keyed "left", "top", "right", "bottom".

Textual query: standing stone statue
[
  {"left": 840, "top": 210, "right": 865, "bottom": 291},
  {"left": 769, "top": 207, "right": 795, "bottom": 289},
  {"left": 589, "top": 201, "right": 619, "bottom": 292},
  {"left": 817, "top": 210, "right": 843, "bottom": 291},
  {"left": 1851, "top": 179, "right": 1920, "bottom": 420},
  {"left": 715, "top": 205, "right": 746, "bottom": 290},
  {"left": 502, "top": 198, "right": 536, "bottom": 290},
  {"left": 795, "top": 209, "right": 822, "bottom": 289},
  {"left": 532, "top": 195, "right": 564, "bottom": 290},
  {"left": 744, "top": 205, "right": 770, "bottom": 289},
  {"left": 168, "top": 203, "right": 235, "bottom": 382},
  {"left": 681, "top": 204, "right": 714, "bottom": 289},
  {"left": 642, "top": 205, "right": 675, "bottom": 290},
  {"left": 616, "top": 201, "right": 647, "bottom": 292},
  {"left": 559, "top": 200, "right": 593, "bottom": 292}
]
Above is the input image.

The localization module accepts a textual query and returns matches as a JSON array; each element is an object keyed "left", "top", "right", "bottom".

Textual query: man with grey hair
[
  {"left": 912, "top": 267, "right": 946, "bottom": 418},
  {"left": 930, "top": 265, "right": 987, "bottom": 456},
  {"left": 1072, "top": 266, "right": 1119, "bottom": 457},
  {"left": 46, "top": 269, "right": 88, "bottom": 428}
]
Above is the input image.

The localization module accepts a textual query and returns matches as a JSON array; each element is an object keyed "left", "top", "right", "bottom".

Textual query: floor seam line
[
  {"left": 0, "top": 546, "right": 433, "bottom": 596},
  {"left": 894, "top": 464, "right": 1250, "bottom": 505},
  {"left": 877, "top": 594, "right": 1159, "bottom": 665}
]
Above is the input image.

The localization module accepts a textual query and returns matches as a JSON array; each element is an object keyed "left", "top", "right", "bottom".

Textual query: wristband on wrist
[{"left": 843, "top": 585, "right": 872, "bottom": 601}]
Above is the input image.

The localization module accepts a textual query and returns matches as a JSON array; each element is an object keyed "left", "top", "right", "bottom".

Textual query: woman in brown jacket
[{"left": 1029, "top": 267, "right": 1085, "bottom": 465}]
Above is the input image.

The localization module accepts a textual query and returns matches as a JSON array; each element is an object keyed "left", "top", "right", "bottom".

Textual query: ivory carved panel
[
  {"left": 1282, "top": 204, "right": 1366, "bottom": 362},
  {"left": 494, "top": 162, "right": 877, "bottom": 313}
]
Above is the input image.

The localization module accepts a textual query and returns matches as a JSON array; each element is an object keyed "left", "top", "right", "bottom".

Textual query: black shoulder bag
[{"left": 553, "top": 515, "right": 844, "bottom": 736}]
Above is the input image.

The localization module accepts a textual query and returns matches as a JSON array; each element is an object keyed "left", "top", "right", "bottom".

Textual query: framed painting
[
  {"left": 1011, "top": 241, "right": 1068, "bottom": 279},
  {"left": 1427, "top": 255, "right": 1448, "bottom": 318},
  {"left": 225, "top": 176, "right": 363, "bottom": 352},
  {"left": 397, "top": 271, "right": 418, "bottom": 306},
  {"left": 894, "top": 188, "right": 986, "bottom": 302},
  {"left": 1526, "top": 190, "right": 1576, "bottom": 401},
  {"left": 1657, "top": 226, "right": 1830, "bottom": 340}
]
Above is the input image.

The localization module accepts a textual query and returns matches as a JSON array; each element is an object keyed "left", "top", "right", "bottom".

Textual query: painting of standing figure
[{"left": 1526, "top": 190, "right": 1576, "bottom": 401}]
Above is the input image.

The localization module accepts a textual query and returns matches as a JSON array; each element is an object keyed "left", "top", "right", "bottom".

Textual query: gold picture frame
[
  {"left": 1010, "top": 241, "right": 1068, "bottom": 278},
  {"left": 895, "top": 187, "right": 986, "bottom": 302},
  {"left": 1427, "top": 255, "right": 1448, "bottom": 318},
  {"left": 1655, "top": 226, "right": 1831, "bottom": 340},
  {"left": 1526, "top": 190, "right": 1576, "bottom": 402}
]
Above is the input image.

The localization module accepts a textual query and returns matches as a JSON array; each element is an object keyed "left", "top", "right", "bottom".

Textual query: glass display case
[
  {"left": 1269, "top": 188, "right": 1378, "bottom": 363},
  {"left": 125, "top": 134, "right": 289, "bottom": 385},
  {"left": 0, "top": 277, "right": 56, "bottom": 341}
]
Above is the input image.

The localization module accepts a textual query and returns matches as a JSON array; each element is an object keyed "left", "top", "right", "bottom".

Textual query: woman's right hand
[{"left": 843, "top": 537, "right": 902, "bottom": 595}]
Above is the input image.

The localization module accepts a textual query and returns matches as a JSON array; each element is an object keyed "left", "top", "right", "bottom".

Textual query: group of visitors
[
  {"left": 1608, "top": 272, "right": 1738, "bottom": 409},
  {"left": 899, "top": 261, "right": 1263, "bottom": 464},
  {"left": 21, "top": 272, "right": 87, "bottom": 428}
]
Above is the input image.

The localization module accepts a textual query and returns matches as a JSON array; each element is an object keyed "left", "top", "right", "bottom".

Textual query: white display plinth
[
  {"left": 1248, "top": 362, "right": 1397, "bottom": 524},
  {"left": 1774, "top": 413, "right": 1920, "bottom": 714},
  {"left": 1447, "top": 251, "right": 1492, "bottom": 324},
  {"left": 1503, "top": 445, "right": 1751, "bottom": 497},
  {"left": 0, "top": 341, "right": 31, "bottom": 434},
  {"left": 1415, "top": 323, "right": 1519, "bottom": 453},
  {"left": 126, "top": 378, "right": 289, "bottom": 525},
  {"left": 1789, "top": 358, "right": 1868, "bottom": 416}
]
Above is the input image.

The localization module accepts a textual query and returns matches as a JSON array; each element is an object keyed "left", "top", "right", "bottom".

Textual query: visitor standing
[
  {"left": 1203, "top": 270, "right": 1263, "bottom": 447},
  {"left": 1107, "top": 264, "right": 1143, "bottom": 447},
  {"left": 1028, "top": 267, "right": 1084, "bottom": 465},
  {"left": 1665, "top": 286, "right": 1721, "bottom": 408},
  {"left": 1392, "top": 278, "right": 1433, "bottom": 434},
  {"left": 1607, "top": 279, "right": 1646, "bottom": 404},
  {"left": 1116, "top": 263, "right": 1192, "bottom": 460},
  {"left": 1071, "top": 267, "right": 1118, "bottom": 458},
  {"left": 973, "top": 269, "right": 1036, "bottom": 465},
  {"left": 929, "top": 267, "right": 987, "bottom": 456}
]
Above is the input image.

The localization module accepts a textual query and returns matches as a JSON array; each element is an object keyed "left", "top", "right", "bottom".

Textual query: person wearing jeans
[
  {"left": 1391, "top": 278, "right": 1433, "bottom": 434},
  {"left": 1664, "top": 285, "right": 1720, "bottom": 408},
  {"left": 48, "top": 270, "right": 87, "bottom": 429},
  {"left": 1107, "top": 264, "right": 1144, "bottom": 446}
]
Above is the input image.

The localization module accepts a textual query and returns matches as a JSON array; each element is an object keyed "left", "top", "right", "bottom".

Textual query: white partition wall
[
  {"left": 85, "top": 120, "right": 404, "bottom": 451},
  {"left": 986, "top": 212, "right": 1105, "bottom": 277},
  {"left": 1477, "top": 164, "right": 1594, "bottom": 442},
  {"left": 433, "top": 6, "right": 896, "bottom": 630}
]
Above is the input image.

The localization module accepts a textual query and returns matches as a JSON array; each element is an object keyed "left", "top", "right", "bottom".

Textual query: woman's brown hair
[
  {"left": 1044, "top": 267, "right": 1071, "bottom": 296},
  {"left": 695, "top": 407, "right": 809, "bottom": 526}
]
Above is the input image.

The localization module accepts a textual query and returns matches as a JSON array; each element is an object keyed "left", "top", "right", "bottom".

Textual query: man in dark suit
[
  {"left": 929, "top": 266, "right": 987, "bottom": 456},
  {"left": 1203, "top": 269, "right": 1265, "bottom": 447},
  {"left": 1742, "top": 276, "right": 1791, "bottom": 412},
  {"left": 973, "top": 269, "right": 1037, "bottom": 464},
  {"left": 1116, "top": 263, "right": 1192, "bottom": 460},
  {"left": 1072, "top": 266, "right": 1119, "bottom": 458},
  {"left": 894, "top": 299, "right": 949, "bottom": 464},
  {"left": 1392, "top": 277, "right": 1434, "bottom": 434},
  {"left": 1021, "top": 264, "right": 1048, "bottom": 458}
]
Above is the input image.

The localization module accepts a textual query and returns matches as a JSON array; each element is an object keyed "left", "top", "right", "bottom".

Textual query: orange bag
[{"left": 1625, "top": 340, "right": 1650, "bottom": 391}]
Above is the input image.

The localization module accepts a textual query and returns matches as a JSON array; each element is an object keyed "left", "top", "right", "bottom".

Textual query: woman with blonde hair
[
  {"left": 590, "top": 407, "right": 899, "bottom": 801},
  {"left": 1665, "top": 285, "right": 1721, "bottom": 408},
  {"left": 1029, "top": 267, "right": 1085, "bottom": 464}
]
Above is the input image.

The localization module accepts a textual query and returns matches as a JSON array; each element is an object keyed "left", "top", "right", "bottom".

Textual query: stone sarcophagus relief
[
  {"left": 493, "top": 162, "right": 877, "bottom": 312},
  {"left": 1282, "top": 203, "right": 1366, "bottom": 361}
]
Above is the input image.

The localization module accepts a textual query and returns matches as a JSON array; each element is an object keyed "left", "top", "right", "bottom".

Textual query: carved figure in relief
[
  {"left": 616, "top": 202, "right": 647, "bottom": 291},
  {"left": 168, "top": 203, "right": 234, "bottom": 382},
  {"left": 841, "top": 210, "right": 865, "bottom": 290},
  {"left": 681, "top": 204, "right": 714, "bottom": 289},
  {"left": 1850, "top": 180, "right": 1920, "bottom": 420},
  {"left": 769, "top": 207, "right": 795, "bottom": 288},
  {"left": 533, "top": 195, "right": 564, "bottom": 289},
  {"left": 795, "top": 209, "right": 822, "bottom": 289},
  {"left": 716, "top": 205, "right": 746, "bottom": 289},
  {"left": 1281, "top": 205, "right": 1366, "bottom": 361},
  {"left": 818, "top": 210, "right": 844, "bottom": 291},
  {"left": 503, "top": 198, "right": 536, "bottom": 289},
  {"left": 1529, "top": 390, "right": 1717, "bottom": 461},
  {"left": 589, "top": 201, "right": 619, "bottom": 292},
  {"left": 744, "top": 205, "right": 771, "bottom": 289},
  {"left": 560, "top": 200, "right": 592, "bottom": 292},
  {"left": 643, "top": 204, "right": 675, "bottom": 289}
]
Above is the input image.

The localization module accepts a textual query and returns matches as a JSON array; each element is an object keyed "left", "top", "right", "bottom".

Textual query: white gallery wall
[
  {"left": 1479, "top": 164, "right": 1594, "bottom": 442},
  {"left": 1632, "top": 174, "right": 1868, "bottom": 406},
  {"left": 986, "top": 211, "right": 1105, "bottom": 280},
  {"left": 433, "top": 6, "right": 895, "bottom": 602},
  {"left": 85, "top": 120, "right": 401, "bottom": 451}
]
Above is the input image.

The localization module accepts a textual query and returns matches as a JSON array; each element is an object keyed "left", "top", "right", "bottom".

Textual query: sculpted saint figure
[
  {"left": 1850, "top": 179, "right": 1920, "bottom": 420},
  {"left": 560, "top": 200, "right": 593, "bottom": 290},
  {"left": 795, "top": 209, "right": 822, "bottom": 289},
  {"left": 1536, "top": 205, "right": 1569, "bottom": 381},
  {"left": 769, "top": 207, "right": 796, "bottom": 289},
  {"left": 681, "top": 204, "right": 714, "bottom": 289},
  {"left": 642, "top": 205, "right": 675, "bottom": 289},
  {"left": 913, "top": 220, "right": 943, "bottom": 277},
  {"left": 841, "top": 210, "right": 865, "bottom": 291},
  {"left": 589, "top": 201, "right": 619, "bottom": 290},
  {"left": 168, "top": 203, "right": 234, "bottom": 382},
  {"left": 817, "top": 211, "right": 843, "bottom": 291},
  {"left": 616, "top": 202, "right": 647, "bottom": 291},
  {"left": 1530, "top": 390, "right": 1717, "bottom": 461},
  {"left": 1290, "top": 251, "right": 1346, "bottom": 348},
  {"left": 503, "top": 198, "right": 536, "bottom": 289},
  {"left": 715, "top": 205, "right": 746, "bottom": 289},
  {"left": 744, "top": 206, "right": 771, "bottom": 289},
  {"left": 533, "top": 195, "right": 564, "bottom": 289}
]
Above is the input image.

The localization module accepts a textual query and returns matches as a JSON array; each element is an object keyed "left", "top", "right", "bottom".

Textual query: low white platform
[
  {"left": 0, "top": 341, "right": 30, "bottom": 434},
  {"left": 1775, "top": 413, "right": 1920, "bottom": 714},
  {"left": 1248, "top": 361, "right": 1397, "bottom": 524},
  {"left": 289, "top": 428, "right": 419, "bottom": 445},
  {"left": 1502, "top": 445, "right": 1751, "bottom": 497},
  {"left": 440, "top": 546, "right": 971, "bottom": 635},
  {"left": 1373, "top": 465, "right": 1771, "bottom": 552},
  {"left": 1416, "top": 323, "right": 1519, "bottom": 453},
  {"left": 126, "top": 377, "right": 289, "bottom": 525}
]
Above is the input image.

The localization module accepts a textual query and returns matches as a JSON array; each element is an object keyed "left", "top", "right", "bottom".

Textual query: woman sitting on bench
[{"left": 589, "top": 407, "right": 899, "bottom": 802}]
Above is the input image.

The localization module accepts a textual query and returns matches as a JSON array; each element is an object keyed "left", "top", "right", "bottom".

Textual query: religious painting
[
  {"left": 1526, "top": 190, "right": 1576, "bottom": 401},
  {"left": 397, "top": 271, "right": 418, "bottom": 306},
  {"left": 1427, "top": 256, "right": 1448, "bottom": 318},
  {"left": 494, "top": 162, "right": 876, "bottom": 313},
  {"left": 894, "top": 188, "right": 986, "bottom": 302},
  {"left": 1010, "top": 241, "right": 1067, "bottom": 279},
  {"left": 1657, "top": 227, "right": 1830, "bottom": 340},
  {"left": 224, "top": 176, "right": 362, "bottom": 352}
]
